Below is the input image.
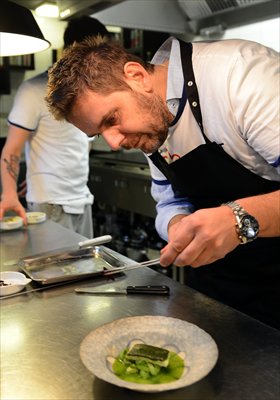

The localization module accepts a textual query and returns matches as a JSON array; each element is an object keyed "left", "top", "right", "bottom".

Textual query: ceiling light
[
  {"left": 0, "top": 0, "right": 51, "bottom": 57},
  {"left": 35, "top": 3, "right": 59, "bottom": 18}
]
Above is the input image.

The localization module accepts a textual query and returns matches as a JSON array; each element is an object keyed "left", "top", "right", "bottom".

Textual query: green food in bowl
[{"left": 112, "top": 343, "right": 185, "bottom": 384}]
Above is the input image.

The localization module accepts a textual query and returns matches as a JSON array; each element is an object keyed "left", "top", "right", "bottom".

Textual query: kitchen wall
[{"left": 194, "top": 16, "right": 279, "bottom": 51}]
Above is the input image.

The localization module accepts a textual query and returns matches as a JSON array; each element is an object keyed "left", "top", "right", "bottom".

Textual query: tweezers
[{"left": 104, "top": 258, "right": 161, "bottom": 276}]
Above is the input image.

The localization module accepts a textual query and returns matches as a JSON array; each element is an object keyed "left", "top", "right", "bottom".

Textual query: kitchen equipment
[
  {"left": 75, "top": 285, "right": 170, "bottom": 295},
  {"left": 17, "top": 228, "right": 160, "bottom": 285},
  {"left": 18, "top": 247, "right": 120, "bottom": 285},
  {"left": 17, "top": 235, "right": 122, "bottom": 285},
  {"left": 19, "top": 235, "right": 112, "bottom": 267},
  {"left": 78, "top": 235, "right": 112, "bottom": 248},
  {"left": 102, "top": 258, "right": 161, "bottom": 276}
]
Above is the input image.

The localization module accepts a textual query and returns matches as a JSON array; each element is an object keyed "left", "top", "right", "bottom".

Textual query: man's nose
[{"left": 102, "top": 130, "right": 124, "bottom": 151}]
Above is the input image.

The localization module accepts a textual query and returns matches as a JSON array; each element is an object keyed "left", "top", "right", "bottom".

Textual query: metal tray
[{"left": 18, "top": 246, "right": 123, "bottom": 285}]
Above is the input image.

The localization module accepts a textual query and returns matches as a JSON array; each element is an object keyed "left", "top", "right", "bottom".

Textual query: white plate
[
  {"left": 0, "top": 216, "right": 23, "bottom": 231},
  {"left": 80, "top": 315, "right": 218, "bottom": 393},
  {"left": 0, "top": 271, "right": 32, "bottom": 296},
  {"left": 26, "top": 212, "right": 46, "bottom": 224}
]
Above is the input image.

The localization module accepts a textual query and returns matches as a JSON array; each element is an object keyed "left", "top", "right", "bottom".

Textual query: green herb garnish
[{"left": 112, "top": 343, "right": 185, "bottom": 384}]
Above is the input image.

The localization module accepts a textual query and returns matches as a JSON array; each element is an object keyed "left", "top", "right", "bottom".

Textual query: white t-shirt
[{"left": 8, "top": 72, "right": 93, "bottom": 213}]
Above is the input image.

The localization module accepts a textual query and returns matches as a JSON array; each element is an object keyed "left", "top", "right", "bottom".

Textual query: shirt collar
[{"left": 151, "top": 36, "right": 184, "bottom": 102}]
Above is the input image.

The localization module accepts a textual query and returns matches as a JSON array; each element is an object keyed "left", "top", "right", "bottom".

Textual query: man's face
[{"left": 69, "top": 88, "right": 173, "bottom": 154}]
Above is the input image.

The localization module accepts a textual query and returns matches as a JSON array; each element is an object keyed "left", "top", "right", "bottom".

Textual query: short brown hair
[{"left": 46, "top": 35, "right": 154, "bottom": 121}]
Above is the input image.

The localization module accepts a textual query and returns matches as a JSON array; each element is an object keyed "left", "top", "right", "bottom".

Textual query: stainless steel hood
[
  {"left": 10, "top": 0, "right": 279, "bottom": 34},
  {"left": 91, "top": 0, "right": 279, "bottom": 36},
  {"left": 178, "top": 0, "right": 279, "bottom": 35}
]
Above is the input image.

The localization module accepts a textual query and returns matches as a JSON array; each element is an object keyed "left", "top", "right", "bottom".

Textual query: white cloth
[
  {"left": 148, "top": 38, "right": 280, "bottom": 240},
  {"left": 8, "top": 72, "right": 93, "bottom": 213}
]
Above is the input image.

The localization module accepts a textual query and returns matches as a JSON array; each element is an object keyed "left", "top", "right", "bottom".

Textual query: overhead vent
[
  {"left": 177, "top": 0, "right": 278, "bottom": 34},
  {"left": 178, "top": 0, "right": 271, "bottom": 20}
]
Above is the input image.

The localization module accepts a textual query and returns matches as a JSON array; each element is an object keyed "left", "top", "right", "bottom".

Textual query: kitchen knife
[{"left": 75, "top": 285, "right": 170, "bottom": 295}]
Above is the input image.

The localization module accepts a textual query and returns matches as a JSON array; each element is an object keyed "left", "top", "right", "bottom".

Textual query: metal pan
[{"left": 18, "top": 242, "right": 124, "bottom": 285}]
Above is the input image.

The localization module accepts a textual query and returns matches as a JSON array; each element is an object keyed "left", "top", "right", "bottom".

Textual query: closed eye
[
  {"left": 106, "top": 114, "right": 118, "bottom": 126},
  {"left": 99, "top": 110, "right": 119, "bottom": 130}
]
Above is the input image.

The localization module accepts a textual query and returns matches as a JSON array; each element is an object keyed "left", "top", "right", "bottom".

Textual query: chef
[{"left": 45, "top": 36, "right": 280, "bottom": 329}]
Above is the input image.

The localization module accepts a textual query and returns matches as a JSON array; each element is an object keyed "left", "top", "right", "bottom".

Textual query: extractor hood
[
  {"left": 91, "top": 0, "right": 279, "bottom": 36},
  {"left": 178, "top": 0, "right": 279, "bottom": 35},
  {"left": 10, "top": 0, "right": 279, "bottom": 35}
]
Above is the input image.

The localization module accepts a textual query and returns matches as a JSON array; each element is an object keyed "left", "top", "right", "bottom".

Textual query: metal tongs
[{"left": 103, "top": 258, "right": 161, "bottom": 276}]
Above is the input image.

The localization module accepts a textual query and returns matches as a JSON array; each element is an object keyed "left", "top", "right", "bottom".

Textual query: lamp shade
[{"left": 0, "top": 0, "right": 51, "bottom": 56}]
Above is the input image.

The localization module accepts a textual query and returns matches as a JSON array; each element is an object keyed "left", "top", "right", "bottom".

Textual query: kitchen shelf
[
  {"left": 0, "top": 54, "right": 35, "bottom": 70},
  {"left": 0, "top": 55, "right": 35, "bottom": 95}
]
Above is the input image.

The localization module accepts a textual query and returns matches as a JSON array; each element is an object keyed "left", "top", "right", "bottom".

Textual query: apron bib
[{"left": 149, "top": 40, "right": 280, "bottom": 329}]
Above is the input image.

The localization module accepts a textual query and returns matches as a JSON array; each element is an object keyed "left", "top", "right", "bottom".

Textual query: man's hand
[{"left": 160, "top": 206, "right": 239, "bottom": 268}]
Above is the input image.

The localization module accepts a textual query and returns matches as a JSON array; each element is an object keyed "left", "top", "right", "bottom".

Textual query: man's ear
[{"left": 123, "top": 62, "right": 152, "bottom": 92}]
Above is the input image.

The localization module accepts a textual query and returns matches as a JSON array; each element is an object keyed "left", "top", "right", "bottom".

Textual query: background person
[
  {"left": 46, "top": 36, "right": 280, "bottom": 328},
  {"left": 0, "top": 17, "right": 111, "bottom": 238}
]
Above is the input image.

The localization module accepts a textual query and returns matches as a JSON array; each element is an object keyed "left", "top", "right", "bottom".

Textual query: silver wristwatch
[{"left": 223, "top": 201, "right": 259, "bottom": 244}]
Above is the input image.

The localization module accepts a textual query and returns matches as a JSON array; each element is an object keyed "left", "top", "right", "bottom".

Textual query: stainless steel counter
[{"left": 1, "top": 221, "right": 279, "bottom": 400}]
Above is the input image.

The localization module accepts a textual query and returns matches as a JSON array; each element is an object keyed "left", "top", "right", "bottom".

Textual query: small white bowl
[
  {"left": 26, "top": 212, "right": 46, "bottom": 224},
  {"left": 0, "top": 216, "right": 23, "bottom": 231},
  {"left": 0, "top": 271, "right": 31, "bottom": 296}
]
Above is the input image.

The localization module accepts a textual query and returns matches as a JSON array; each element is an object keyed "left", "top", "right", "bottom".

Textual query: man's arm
[
  {"left": 0, "top": 125, "right": 30, "bottom": 222},
  {"left": 160, "top": 190, "right": 280, "bottom": 268},
  {"left": 146, "top": 155, "right": 194, "bottom": 241}
]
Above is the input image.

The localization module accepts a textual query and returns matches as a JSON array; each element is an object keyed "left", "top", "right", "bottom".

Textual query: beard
[{"left": 121, "top": 91, "right": 173, "bottom": 154}]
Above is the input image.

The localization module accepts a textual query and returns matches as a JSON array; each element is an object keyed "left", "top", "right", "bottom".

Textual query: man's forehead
[{"left": 70, "top": 91, "right": 111, "bottom": 131}]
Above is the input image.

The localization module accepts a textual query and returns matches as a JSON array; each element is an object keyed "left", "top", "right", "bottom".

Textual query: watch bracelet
[{"left": 222, "top": 201, "right": 249, "bottom": 244}]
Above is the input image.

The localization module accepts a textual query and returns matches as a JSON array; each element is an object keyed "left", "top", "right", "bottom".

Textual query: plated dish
[
  {"left": 0, "top": 216, "right": 23, "bottom": 231},
  {"left": 0, "top": 271, "right": 31, "bottom": 296},
  {"left": 26, "top": 212, "right": 46, "bottom": 224},
  {"left": 80, "top": 315, "right": 218, "bottom": 393},
  {"left": 0, "top": 212, "right": 46, "bottom": 231}
]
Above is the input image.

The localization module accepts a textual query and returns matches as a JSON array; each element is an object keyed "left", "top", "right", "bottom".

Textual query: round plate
[
  {"left": 26, "top": 212, "right": 46, "bottom": 224},
  {"left": 0, "top": 216, "right": 23, "bottom": 231},
  {"left": 80, "top": 316, "right": 218, "bottom": 393},
  {"left": 0, "top": 271, "right": 31, "bottom": 296}
]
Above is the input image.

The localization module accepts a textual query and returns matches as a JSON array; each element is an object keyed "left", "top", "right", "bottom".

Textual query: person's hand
[
  {"left": 160, "top": 206, "right": 240, "bottom": 268},
  {"left": 17, "top": 180, "right": 27, "bottom": 198},
  {"left": 0, "top": 195, "right": 27, "bottom": 224}
]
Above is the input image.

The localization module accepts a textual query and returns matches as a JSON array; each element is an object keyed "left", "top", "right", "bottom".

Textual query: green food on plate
[{"left": 112, "top": 343, "right": 184, "bottom": 384}]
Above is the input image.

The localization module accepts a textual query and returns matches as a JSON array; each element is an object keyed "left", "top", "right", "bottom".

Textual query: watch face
[{"left": 240, "top": 215, "right": 259, "bottom": 239}]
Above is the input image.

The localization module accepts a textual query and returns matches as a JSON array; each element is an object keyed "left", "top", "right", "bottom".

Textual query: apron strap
[
  {"left": 169, "top": 84, "right": 187, "bottom": 127},
  {"left": 178, "top": 40, "right": 211, "bottom": 144}
]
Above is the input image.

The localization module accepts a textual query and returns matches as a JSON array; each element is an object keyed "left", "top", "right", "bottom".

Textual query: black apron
[{"left": 149, "top": 40, "right": 280, "bottom": 329}]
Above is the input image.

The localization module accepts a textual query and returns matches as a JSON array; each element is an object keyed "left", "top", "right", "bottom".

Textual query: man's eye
[{"left": 107, "top": 113, "right": 118, "bottom": 126}]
